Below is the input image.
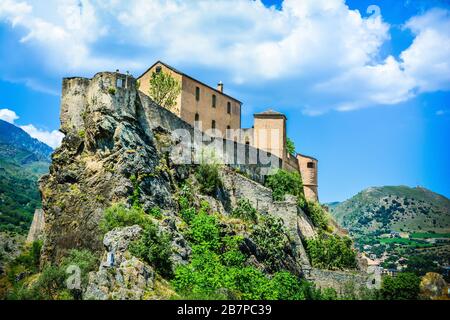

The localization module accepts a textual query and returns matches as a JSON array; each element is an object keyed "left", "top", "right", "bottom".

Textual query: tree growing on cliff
[
  {"left": 286, "top": 138, "right": 296, "bottom": 156},
  {"left": 148, "top": 70, "right": 181, "bottom": 110}
]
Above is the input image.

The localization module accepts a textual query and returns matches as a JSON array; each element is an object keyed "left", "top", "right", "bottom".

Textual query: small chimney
[{"left": 217, "top": 81, "right": 224, "bottom": 93}]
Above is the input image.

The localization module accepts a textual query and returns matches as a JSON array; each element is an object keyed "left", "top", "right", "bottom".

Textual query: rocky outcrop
[
  {"left": 0, "top": 232, "right": 24, "bottom": 275},
  {"left": 420, "top": 272, "right": 449, "bottom": 300},
  {"left": 40, "top": 71, "right": 369, "bottom": 297},
  {"left": 40, "top": 72, "right": 176, "bottom": 263},
  {"left": 84, "top": 226, "right": 155, "bottom": 300},
  {"left": 26, "top": 209, "right": 45, "bottom": 243},
  {"left": 219, "top": 168, "right": 316, "bottom": 270}
]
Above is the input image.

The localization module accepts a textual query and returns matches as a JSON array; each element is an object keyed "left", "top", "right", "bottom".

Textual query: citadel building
[{"left": 138, "top": 61, "right": 319, "bottom": 201}]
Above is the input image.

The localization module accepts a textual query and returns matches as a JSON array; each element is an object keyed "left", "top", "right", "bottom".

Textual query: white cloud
[
  {"left": 0, "top": 1, "right": 449, "bottom": 115},
  {"left": 0, "top": 108, "right": 63, "bottom": 148},
  {"left": 0, "top": 108, "right": 19, "bottom": 123},
  {"left": 401, "top": 8, "right": 450, "bottom": 93},
  {"left": 20, "top": 124, "right": 64, "bottom": 149}
]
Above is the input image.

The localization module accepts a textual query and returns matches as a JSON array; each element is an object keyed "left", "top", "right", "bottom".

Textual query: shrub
[
  {"left": 252, "top": 215, "right": 288, "bottom": 272},
  {"left": 231, "top": 199, "right": 258, "bottom": 223},
  {"left": 129, "top": 222, "right": 173, "bottom": 278},
  {"left": 286, "top": 138, "right": 296, "bottom": 156},
  {"left": 8, "top": 240, "right": 42, "bottom": 276},
  {"left": 301, "top": 200, "right": 329, "bottom": 231},
  {"left": 130, "top": 174, "right": 141, "bottom": 209},
  {"left": 195, "top": 163, "right": 222, "bottom": 196},
  {"left": 149, "top": 207, "right": 163, "bottom": 219},
  {"left": 306, "top": 234, "right": 357, "bottom": 270},
  {"left": 265, "top": 169, "right": 303, "bottom": 201},
  {"left": 29, "top": 266, "right": 68, "bottom": 300},
  {"left": 61, "top": 249, "right": 98, "bottom": 298},
  {"left": 178, "top": 196, "right": 196, "bottom": 225},
  {"left": 379, "top": 272, "right": 420, "bottom": 300},
  {"left": 189, "top": 211, "right": 221, "bottom": 251},
  {"left": 99, "top": 204, "right": 151, "bottom": 233},
  {"left": 108, "top": 87, "right": 116, "bottom": 95}
]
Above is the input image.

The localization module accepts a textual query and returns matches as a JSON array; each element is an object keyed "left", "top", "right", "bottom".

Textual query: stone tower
[
  {"left": 252, "top": 110, "right": 287, "bottom": 161},
  {"left": 297, "top": 154, "right": 319, "bottom": 202}
]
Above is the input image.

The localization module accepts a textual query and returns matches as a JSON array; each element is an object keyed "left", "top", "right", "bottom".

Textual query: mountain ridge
[{"left": 0, "top": 119, "right": 51, "bottom": 234}]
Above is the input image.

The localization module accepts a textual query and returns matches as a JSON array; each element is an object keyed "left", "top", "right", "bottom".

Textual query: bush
[
  {"left": 99, "top": 204, "right": 151, "bottom": 233},
  {"left": 8, "top": 240, "right": 42, "bottom": 277},
  {"left": 195, "top": 163, "right": 222, "bottom": 196},
  {"left": 149, "top": 207, "right": 163, "bottom": 219},
  {"left": 9, "top": 266, "right": 69, "bottom": 300},
  {"left": 265, "top": 169, "right": 303, "bottom": 201},
  {"left": 286, "top": 138, "right": 296, "bottom": 156},
  {"left": 252, "top": 215, "right": 289, "bottom": 272},
  {"left": 189, "top": 211, "right": 221, "bottom": 251},
  {"left": 306, "top": 234, "right": 357, "bottom": 270},
  {"left": 178, "top": 195, "right": 196, "bottom": 225},
  {"left": 379, "top": 272, "right": 420, "bottom": 300},
  {"left": 231, "top": 199, "right": 258, "bottom": 223},
  {"left": 129, "top": 222, "right": 173, "bottom": 278},
  {"left": 172, "top": 203, "right": 333, "bottom": 300},
  {"left": 61, "top": 249, "right": 98, "bottom": 298},
  {"left": 301, "top": 200, "right": 329, "bottom": 231}
]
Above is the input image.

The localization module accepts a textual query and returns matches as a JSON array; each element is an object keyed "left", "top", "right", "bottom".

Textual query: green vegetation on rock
[
  {"left": 265, "top": 169, "right": 303, "bottom": 201},
  {"left": 306, "top": 234, "right": 357, "bottom": 270}
]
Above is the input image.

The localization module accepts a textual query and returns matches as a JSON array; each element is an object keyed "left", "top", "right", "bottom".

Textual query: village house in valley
[{"left": 138, "top": 61, "right": 319, "bottom": 201}]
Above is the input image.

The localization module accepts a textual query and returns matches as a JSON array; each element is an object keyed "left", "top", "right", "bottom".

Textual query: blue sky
[{"left": 0, "top": 0, "right": 449, "bottom": 202}]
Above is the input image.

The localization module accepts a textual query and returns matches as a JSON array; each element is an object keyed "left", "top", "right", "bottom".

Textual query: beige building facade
[
  {"left": 138, "top": 61, "right": 242, "bottom": 135},
  {"left": 137, "top": 61, "right": 319, "bottom": 202}
]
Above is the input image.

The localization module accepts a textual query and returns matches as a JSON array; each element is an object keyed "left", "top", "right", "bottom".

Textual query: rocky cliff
[{"left": 39, "top": 71, "right": 368, "bottom": 298}]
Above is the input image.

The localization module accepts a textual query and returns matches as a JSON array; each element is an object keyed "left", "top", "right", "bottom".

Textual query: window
[
  {"left": 307, "top": 162, "right": 315, "bottom": 169},
  {"left": 212, "top": 120, "right": 216, "bottom": 130},
  {"left": 226, "top": 125, "right": 231, "bottom": 138},
  {"left": 212, "top": 94, "right": 217, "bottom": 108},
  {"left": 195, "top": 113, "right": 200, "bottom": 127},
  {"left": 155, "top": 66, "right": 162, "bottom": 74},
  {"left": 196, "top": 87, "right": 200, "bottom": 101},
  {"left": 227, "top": 102, "right": 231, "bottom": 114},
  {"left": 116, "top": 78, "right": 124, "bottom": 88}
]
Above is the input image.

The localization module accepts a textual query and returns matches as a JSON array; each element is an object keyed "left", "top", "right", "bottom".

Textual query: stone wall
[
  {"left": 139, "top": 91, "right": 282, "bottom": 184},
  {"left": 26, "top": 209, "right": 45, "bottom": 243},
  {"left": 305, "top": 268, "right": 370, "bottom": 296}
]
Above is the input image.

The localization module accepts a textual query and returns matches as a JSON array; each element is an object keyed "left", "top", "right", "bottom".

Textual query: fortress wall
[
  {"left": 61, "top": 77, "right": 90, "bottom": 134},
  {"left": 139, "top": 91, "right": 282, "bottom": 184},
  {"left": 305, "top": 268, "right": 370, "bottom": 295},
  {"left": 284, "top": 154, "right": 300, "bottom": 173},
  {"left": 61, "top": 72, "right": 287, "bottom": 185}
]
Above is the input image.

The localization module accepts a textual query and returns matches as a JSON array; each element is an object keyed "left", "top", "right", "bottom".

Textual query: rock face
[
  {"left": 84, "top": 226, "right": 155, "bottom": 300},
  {"left": 40, "top": 73, "right": 176, "bottom": 263},
  {"left": 26, "top": 209, "right": 45, "bottom": 243},
  {"left": 41, "top": 71, "right": 369, "bottom": 297},
  {"left": 420, "top": 272, "right": 449, "bottom": 300}
]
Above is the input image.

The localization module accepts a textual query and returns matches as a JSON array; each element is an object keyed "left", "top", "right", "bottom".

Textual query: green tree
[
  {"left": 265, "top": 169, "right": 303, "bottom": 201},
  {"left": 252, "top": 215, "right": 289, "bottom": 272},
  {"left": 286, "top": 138, "right": 296, "bottom": 156},
  {"left": 380, "top": 272, "right": 421, "bottom": 300},
  {"left": 148, "top": 70, "right": 181, "bottom": 110},
  {"left": 306, "top": 234, "right": 357, "bottom": 270},
  {"left": 129, "top": 222, "right": 173, "bottom": 278}
]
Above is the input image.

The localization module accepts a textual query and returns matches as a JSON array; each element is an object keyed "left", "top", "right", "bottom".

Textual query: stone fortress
[{"left": 138, "top": 61, "right": 319, "bottom": 201}]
